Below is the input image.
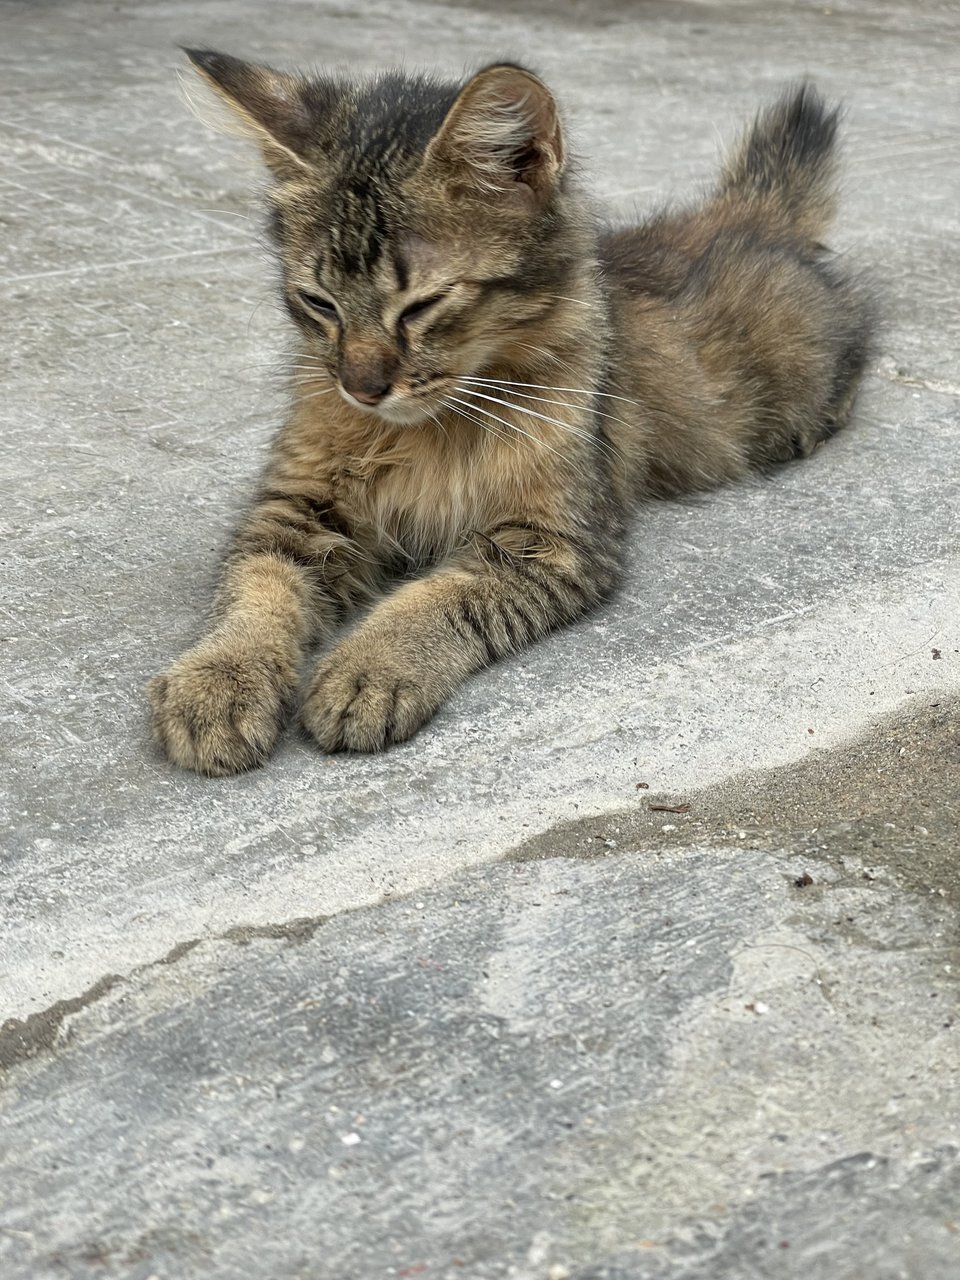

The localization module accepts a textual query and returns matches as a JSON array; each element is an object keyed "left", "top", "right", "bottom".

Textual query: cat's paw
[
  {"left": 148, "top": 642, "right": 294, "bottom": 775},
  {"left": 301, "top": 646, "right": 434, "bottom": 753}
]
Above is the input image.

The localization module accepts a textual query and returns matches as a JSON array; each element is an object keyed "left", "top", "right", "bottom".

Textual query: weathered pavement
[{"left": 1, "top": 1, "right": 958, "bottom": 1276}]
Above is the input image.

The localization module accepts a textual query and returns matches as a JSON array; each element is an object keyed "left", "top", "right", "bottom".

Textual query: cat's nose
[
  {"left": 339, "top": 340, "right": 398, "bottom": 406},
  {"left": 346, "top": 380, "right": 392, "bottom": 405}
]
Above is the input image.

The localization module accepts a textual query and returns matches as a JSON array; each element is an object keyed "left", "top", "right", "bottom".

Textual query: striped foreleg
[
  {"left": 148, "top": 489, "right": 378, "bottom": 774},
  {"left": 301, "top": 520, "right": 621, "bottom": 752}
]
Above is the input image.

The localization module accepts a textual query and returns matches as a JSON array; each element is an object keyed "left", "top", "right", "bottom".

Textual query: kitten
[{"left": 148, "top": 51, "right": 871, "bottom": 775}]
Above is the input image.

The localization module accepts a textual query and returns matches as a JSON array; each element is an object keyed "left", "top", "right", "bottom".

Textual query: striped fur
[{"left": 148, "top": 56, "right": 871, "bottom": 774}]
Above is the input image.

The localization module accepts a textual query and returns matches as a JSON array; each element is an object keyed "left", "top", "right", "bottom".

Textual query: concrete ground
[{"left": 1, "top": 0, "right": 958, "bottom": 1276}]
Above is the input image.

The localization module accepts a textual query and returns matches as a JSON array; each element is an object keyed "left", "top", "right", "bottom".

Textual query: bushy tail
[{"left": 717, "top": 84, "right": 840, "bottom": 242}]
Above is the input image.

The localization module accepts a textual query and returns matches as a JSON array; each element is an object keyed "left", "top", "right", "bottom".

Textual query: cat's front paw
[
  {"left": 301, "top": 646, "right": 434, "bottom": 753},
  {"left": 148, "top": 641, "right": 294, "bottom": 775}
]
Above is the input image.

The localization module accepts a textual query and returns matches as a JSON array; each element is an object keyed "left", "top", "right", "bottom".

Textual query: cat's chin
[{"left": 373, "top": 399, "right": 438, "bottom": 427}]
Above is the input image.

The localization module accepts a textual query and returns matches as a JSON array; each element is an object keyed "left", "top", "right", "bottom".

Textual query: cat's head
[{"left": 185, "top": 51, "right": 589, "bottom": 425}]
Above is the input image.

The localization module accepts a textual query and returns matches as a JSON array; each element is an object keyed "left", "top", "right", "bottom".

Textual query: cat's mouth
[
  {"left": 337, "top": 379, "right": 455, "bottom": 427},
  {"left": 337, "top": 387, "right": 434, "bottom": 426}
]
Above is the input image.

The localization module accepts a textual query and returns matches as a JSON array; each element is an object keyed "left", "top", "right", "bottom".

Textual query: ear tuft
[
  {"left": 182, "top": 48, "right": 315, "bottom": 177},
  {"left": 182, "top": 47, "right": 228, "bottom": 79},
  {"left": 427, "top": 64, "right": 565, "bottom": 204}
]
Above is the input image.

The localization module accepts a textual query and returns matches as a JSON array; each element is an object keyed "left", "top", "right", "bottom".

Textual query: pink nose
[
  {"left": 346, "top": 382, "right": 391, "bottom": 405},
  {"left": 339, "top": 341, "right": 397, "bottom": 406}
]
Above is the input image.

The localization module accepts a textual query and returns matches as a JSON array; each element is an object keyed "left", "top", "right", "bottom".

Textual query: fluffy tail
[{"left": 717, "top": 84, "right": 840, "bottom": 242}]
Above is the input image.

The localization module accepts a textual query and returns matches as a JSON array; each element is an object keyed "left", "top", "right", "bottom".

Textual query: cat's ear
[
  {"left": 425, "top": 64, "right": 565, "bottom": 206},
  {"left": 182, "top": 48, "right": 317, "bottom": 177}
]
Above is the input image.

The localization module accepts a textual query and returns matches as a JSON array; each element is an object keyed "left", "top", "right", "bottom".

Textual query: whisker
[
  {"left": 444, "top": 395, "right": 518, "bottom": 448},
  {"left": 455, "top": 386, "right": 609, "bottom": 454},
  {"left": 244, "top": 291, "right": 277, "bottom": 336},
  {"left": 508, "top": 405, "right": 622, "bottom": 463},
  {"left": 461, "top": 375, "right": 645, "bottom": 411},
  {"left": 426, "top": 408, "right": 451, "bottom": 443},
  {"left": 457, "top": 385, "right": 575, "bottom": 434},
  {"left": 542, "top": 293, "right": 596, "bottom": 308},
  {"left": 441, "top": 397, "right": 517, "bottom": 454},
  {"left": 447, "top": 394, "right": 568, "bottom": 464},
  {"left": 202, "top": 207, "right": 251, "bottom": 220},
  {"left": 516, "top": 341, "right": 566, "bottom": 366},
  {"left": 462, "top": 383, "right": 629, "bottom": 451},
  {"left": 464, "top": 390, "right": 622, "bottom": 467},
  {"left": 513, "top": 342, "right": 603, "bottom": 384}
]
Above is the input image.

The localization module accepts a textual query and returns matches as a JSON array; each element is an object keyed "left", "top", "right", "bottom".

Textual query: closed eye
[
  {"left": 297, "top": 290, "right": 339, "bottom": 321},
  {"left": 398, "top": 293, "right": 446, "bottom": 327}
]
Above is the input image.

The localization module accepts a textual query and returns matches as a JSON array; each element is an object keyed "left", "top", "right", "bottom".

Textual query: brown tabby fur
[{"left": 148, "top": 51, "right": 871, "bottom": 775}]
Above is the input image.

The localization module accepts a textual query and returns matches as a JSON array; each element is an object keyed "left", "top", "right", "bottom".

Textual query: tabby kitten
[{"left": 148, "top": 50, "right": 870, "bottom": 775}]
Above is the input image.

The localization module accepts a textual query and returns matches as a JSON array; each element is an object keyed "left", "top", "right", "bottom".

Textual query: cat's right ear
[
  {"left": 423, "top": 64, "right": 566, "bottom": 209},
  {"left": 182, "top": 49, "right": 316, "bottom": 178}
]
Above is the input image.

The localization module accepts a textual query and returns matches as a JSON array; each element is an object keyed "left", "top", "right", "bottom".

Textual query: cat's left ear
[
  {"left": 425, "top": 64, "right": 565, "bottom": 206},
  {"left": 182, "top": 48, "right": 319, "bottom": 177}
]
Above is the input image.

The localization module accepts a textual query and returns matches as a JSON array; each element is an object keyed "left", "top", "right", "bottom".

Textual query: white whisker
[
  {"left": 447, "top": 393, "right": 569, "bottom": 464},
  {"left": 542, "top": 293, "right": 596, "bottom": 308},
  {"left": 441, "top": 397, "right": 517, "bottom": 454},
  {"left": 468, "top": 393, "right": 620, "bottom": 467},
  {"left": 455, "top": 385, "right": 609, "bottom": 457},
  {"left": 513, "top": 342, "right": 602, "bottom": 383},
  {"left": 516, "top": 341, "right": 566, "bottom": 366},
  {"left": 201, "top": 207, "right": 251, "bottom": 220},
  {"left": 461, "top": 375, "right": 645, "bottom": 411},
  {"left": 510, "top": 405, "right": 622, "bottom": 462},
  {"left": 462, "top": 383, "right": 628, "bottom": 452},
  {"left": 426, "top": 408, "right": 451, "bottom": 443}
]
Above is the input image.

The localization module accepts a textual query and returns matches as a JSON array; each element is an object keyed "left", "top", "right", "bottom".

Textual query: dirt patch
[
  {"left": 222, "top": 915, "right": 328, "bottom": 945},
  {"left": 506, "top": 694, "right": 960, "bottom": 900},
  {"left": 0, "top": 916, "right": 331, "bottom": 1078},
  {"left": 0, "top": 974, "right": 123, "bottom": 1074}
]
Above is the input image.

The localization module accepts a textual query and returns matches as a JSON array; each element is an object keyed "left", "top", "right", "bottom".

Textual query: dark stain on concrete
[
  {"left": 222, "top": 915, "right": 329, "bottom": 945},
  {"left": 0, "top": 974, "right": 123, "bottom": 1074},
  {"left": 505, "top": 694, "right": 960, "bottom": 901},
  {"left": 159, "top": 938, "right": 203, "bottom": 965},
  {"left": 5, "top": 700, "right": 955, "bottom": 1080},
  {"left": 1, "top": 915, "right": 333, "bottom": 1078}
]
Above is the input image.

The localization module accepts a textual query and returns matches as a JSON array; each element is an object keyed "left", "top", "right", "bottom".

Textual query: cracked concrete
[
  {"left": 1, "top": 0, "right": 959, "bottom": 1276},
  {"left": 2, "top": 702, "right": 958, "bottom": 1277}
]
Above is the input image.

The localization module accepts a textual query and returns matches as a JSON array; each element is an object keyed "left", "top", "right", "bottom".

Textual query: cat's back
[{"left": 598, "top": 215, "right": 702, "bottom": 303}]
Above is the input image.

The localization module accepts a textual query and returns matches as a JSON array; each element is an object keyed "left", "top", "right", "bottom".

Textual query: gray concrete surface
[{"left": 1, "top": 0, "right": 958, "bottom": 1276}]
